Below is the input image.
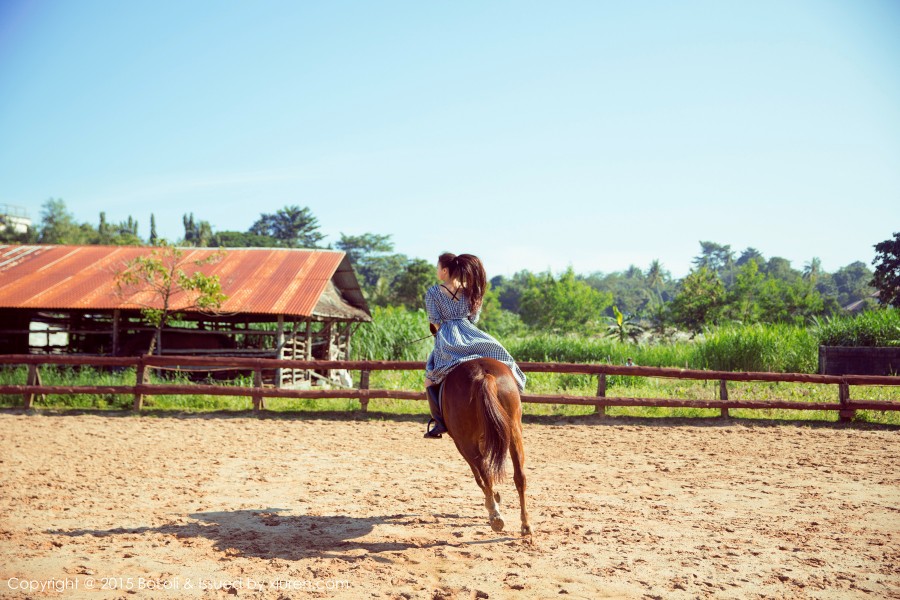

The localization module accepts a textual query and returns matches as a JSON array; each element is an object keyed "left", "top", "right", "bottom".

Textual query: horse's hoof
[
  {"left": 521, "top": 524, "right": 533, "bottom": 537},
  {"left": 490, "top": 515, "right": 505, "bottom": 532}
]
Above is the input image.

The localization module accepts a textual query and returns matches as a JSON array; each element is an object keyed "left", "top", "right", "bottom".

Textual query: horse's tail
[{"left": 473, "top": 369, "right": 511, "bottom": 484}]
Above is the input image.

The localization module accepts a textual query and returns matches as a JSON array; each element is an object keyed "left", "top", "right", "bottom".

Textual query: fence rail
[{"left": 1, "top": 354, "right": 898, "bottom": 421}]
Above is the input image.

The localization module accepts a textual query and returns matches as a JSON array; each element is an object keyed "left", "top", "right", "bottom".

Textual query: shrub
[{"left": 814, "top": 308, "right": 900, "bottom": 347}]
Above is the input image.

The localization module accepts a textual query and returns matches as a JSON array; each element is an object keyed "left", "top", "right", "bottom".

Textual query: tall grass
[
  {"left": 814, "top": 308, "right": 900, "bottom": 347},
  {"left": 505, "top": 334, "right": 696, "bottom": 367},
  {"left": 694, "top": 323, "right": 818, "bottom": 373},
  {"left": 351, "top": 306, "right": 431, "bottom": 361}
]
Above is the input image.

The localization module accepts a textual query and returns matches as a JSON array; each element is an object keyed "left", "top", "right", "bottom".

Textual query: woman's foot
[{"left": 424, "top": 418, "right": 447, "bottom": 438}]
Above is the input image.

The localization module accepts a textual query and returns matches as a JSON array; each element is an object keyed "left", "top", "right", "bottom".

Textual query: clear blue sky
[{"left": 1, "top": 0, "right": 898, "bottom": 278}]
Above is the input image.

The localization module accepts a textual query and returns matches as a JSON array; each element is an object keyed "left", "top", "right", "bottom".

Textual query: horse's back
[{"left": 446, "top": 358, "right": 519, "bottom": 393}]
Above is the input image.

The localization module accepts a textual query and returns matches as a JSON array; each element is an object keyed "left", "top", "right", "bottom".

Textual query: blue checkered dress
[{"left": 425, "top": 284, "right": 526, "bottom": 391}]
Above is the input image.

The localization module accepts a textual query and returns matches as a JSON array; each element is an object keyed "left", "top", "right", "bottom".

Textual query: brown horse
[{"left": 440, "top": 357, "right": 532, "bottom": 537}]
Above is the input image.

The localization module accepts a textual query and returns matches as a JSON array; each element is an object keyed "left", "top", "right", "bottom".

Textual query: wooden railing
[{"left": 1, "top": 354, "right": 898, "bottom": 422}]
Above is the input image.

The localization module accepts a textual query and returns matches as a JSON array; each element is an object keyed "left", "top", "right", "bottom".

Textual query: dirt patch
[{"left": 0, "top": 412, "right": 898, "bottom": 599}]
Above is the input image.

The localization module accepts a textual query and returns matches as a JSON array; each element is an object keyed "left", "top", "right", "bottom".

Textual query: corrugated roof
[{"left": 0, "top": 245, "right": 371, "bottom": 320}]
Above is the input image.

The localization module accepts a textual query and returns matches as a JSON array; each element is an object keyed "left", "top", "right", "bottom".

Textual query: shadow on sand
[{"left": 48, "top": 508, "right": 515, "bottom": 560}]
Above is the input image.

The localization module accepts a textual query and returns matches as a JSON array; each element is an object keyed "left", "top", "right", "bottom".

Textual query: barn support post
[
  {"left": 252, "top": 368, "right": 264, "bottom": 412},
  {"left": 838, "top": 381, "right": 854, "bottom": 422},
  {"left": 275, "top": 315, "right": 285, "bottom": 388},
  {"left": 133, "top": 356, "right": 148, "bottom": 411},
  {"left": 112, "top": 310, "right": 120, "bottom": 356},
  {"left": 25, "top": 364, "right": 44, "bottom": 408},
  {"left": 358, "top": 370, "right": 370, "bottom": 412},
  {"left": 305, "top": 320, "right": 312, "bottom": 382},
  {"left": 719, "top": 379, "right": 729, "bottom": 418},
  {"left": 595, "top": 373, "right": 607, "bottom": 416}
]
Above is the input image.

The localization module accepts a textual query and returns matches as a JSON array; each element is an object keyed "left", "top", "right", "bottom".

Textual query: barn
[{"left": 0, "top": 244, "right": 371, "bottom": 388}]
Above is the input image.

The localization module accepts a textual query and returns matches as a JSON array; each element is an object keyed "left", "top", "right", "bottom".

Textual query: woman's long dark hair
[{"left": 439, "top": 252, "right": 487, "bottom": 314}]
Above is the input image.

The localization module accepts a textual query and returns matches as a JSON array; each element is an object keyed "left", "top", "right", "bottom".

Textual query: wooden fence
[{"left": 1, "top": 354, "right": 898, "bottom": 422}]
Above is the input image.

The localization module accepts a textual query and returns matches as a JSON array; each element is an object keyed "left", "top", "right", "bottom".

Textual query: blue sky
[{"left": 1, "top": 0, "right": 898, "bottom": 278}]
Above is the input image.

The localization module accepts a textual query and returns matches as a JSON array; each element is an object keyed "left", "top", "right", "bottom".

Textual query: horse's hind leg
[
  {"left": 462, "top": 450, "right": 504, "bottom": 532},
  {"left": 509, "top": 422, "right": 532, "bottom": 537},
  {"left": 482, "top": 474, "right": 505, "bottom": 533},
  {"left": 467, "top": 460, "right": 501, "bottom": 505}
]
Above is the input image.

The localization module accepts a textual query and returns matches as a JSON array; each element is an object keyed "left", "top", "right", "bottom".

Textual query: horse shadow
[{"left": 48, "top": 508, "right": 473, "bottom": 561}]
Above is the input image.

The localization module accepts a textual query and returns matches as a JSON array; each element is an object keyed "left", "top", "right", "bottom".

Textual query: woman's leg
[{"left": 424, "top": 378, "right": 447, "bottom": 438}]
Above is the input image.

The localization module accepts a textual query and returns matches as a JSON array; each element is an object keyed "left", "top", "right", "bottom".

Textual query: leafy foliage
[
  {"left": 605, "top": 305, "right": 644, "bottom": 342},
  {"left": 249, "top": 205, "right": 324, "bottom": 248},
  {"left": 669, "top": 267, "right": 725, "bottom": 333},
  {"left": 872, "top": 232, "right": 900, "bottom": 308},
  {"left": 115, "top": 243, "right": 227, "bottom": 354},
  {"left": 518, "top": 268, "right": 613, "bottom": 333}
]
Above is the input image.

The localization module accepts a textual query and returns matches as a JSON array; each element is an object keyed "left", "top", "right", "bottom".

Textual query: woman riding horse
[{"left": 423, "top": 252, "right": 526, "bottom": 438}]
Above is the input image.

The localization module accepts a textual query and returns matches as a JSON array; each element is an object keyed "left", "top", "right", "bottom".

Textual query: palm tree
[
  {"left": 803, "top": 257, "right": 822, "bottom": 284},
  {"left": 645, "top": 259, "right": 664, "bottom": 291}
]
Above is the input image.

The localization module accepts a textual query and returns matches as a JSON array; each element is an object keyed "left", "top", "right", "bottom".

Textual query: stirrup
[{"left": 424, "top": 418, "right": 446, "bottom": 438}]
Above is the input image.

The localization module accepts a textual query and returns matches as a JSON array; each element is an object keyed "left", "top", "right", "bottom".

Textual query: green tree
[
  {"left": 149, "top": 214, "right": 158, "bottom": 246},
  {"left": 582, "top": 268, "right": 651, "bottom": 317},
  {"left": 519, "top": 268, "right": 613, "bottom": 333},
  {"left": 756, "top": 277, "right": 824, "bottom": 324},
  {"left": 736, "top": 247, "right": 765, "bottom": 269},
  {"left": 98, "top": 213, "right": 141, "bottom": 245},
  {"left": 392, "top": 258, "right": 434, "bottom": 310},
  {"left": 833, "top": 261, "right": 875, "bottom": 308},
  {"left": 478, "top": 287, "right": 526, "bottom": 337},
  {"left": 803, "top": 257, "right": 823, "bottom": 284},
  {"left": 250, "top": 205, "right": 324, "bottom": 248},
  {"left": 872, "top": 232, "right": 900, "bottom": 308},
  {"left": 766, "top": 257, "right": 799, "bottom": 282},
  {"left": 335, "top": 233, "right": 398, "bottom": 292},
  {"left": 182, "top": 213, "right": 213, "bottom": 246},
  {"left": 669, "top": 267, "right": 725, "bottom": 333},
  {"left": 722, "top": 260, "right": 765, "bottom": 323},
  {"left": 115, "top": 243, "right": 227, "bottom": 354},
  {"left": 490, "top": 271, "right": 532, "bottom": 314},
  {"left": 692, "top": 241, "right": 735, "bottom": 286},
  {"left": 211, "top": 230, "right": 277, "bottom": 247},
  {"left": 645, "top": 259, "right": 667, "bottom": 293},
  {"left": 38, "top": 198, "right": 92, "bottom": 244}
]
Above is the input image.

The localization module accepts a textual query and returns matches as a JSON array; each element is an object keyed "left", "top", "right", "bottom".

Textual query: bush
[{"left": 814, "top": 308, "right": 900, "bottom": 347}]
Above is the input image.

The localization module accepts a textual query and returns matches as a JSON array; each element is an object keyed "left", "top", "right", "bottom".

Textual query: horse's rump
[{"left": 445, "top": 358, "right": 518, "bottom": 484}]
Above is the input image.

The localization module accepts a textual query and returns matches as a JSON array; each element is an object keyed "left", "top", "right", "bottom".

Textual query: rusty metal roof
[{"left": 0, "top": 245, "right": 371, "bottom": 320}]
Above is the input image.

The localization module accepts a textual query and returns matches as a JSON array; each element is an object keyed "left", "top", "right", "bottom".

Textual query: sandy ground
[{"left": 0, "top": 410, "right": 898, "bottom": 600}]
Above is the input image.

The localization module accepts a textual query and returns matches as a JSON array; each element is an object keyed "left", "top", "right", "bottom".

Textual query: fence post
[
  {"left": 252, "top": 368, "right": 264, "bottom": 412},
  {"left": 838, "top": 381, "right": 854, "bottom": 422},
  {"left": 719, "top": 379, "right": 729, "bottom": 418},
  {"left": 359, "top": 370, "right": 370, "bottom": 412},
  {"left": 25, "top": 364, "right": 44, "bottom": 408},
  {"left": 133, "top": 357, "right": 146, "bottom": 412},
  {"left": 595, "top": 373, "right": 607, "bottom": 416}
]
